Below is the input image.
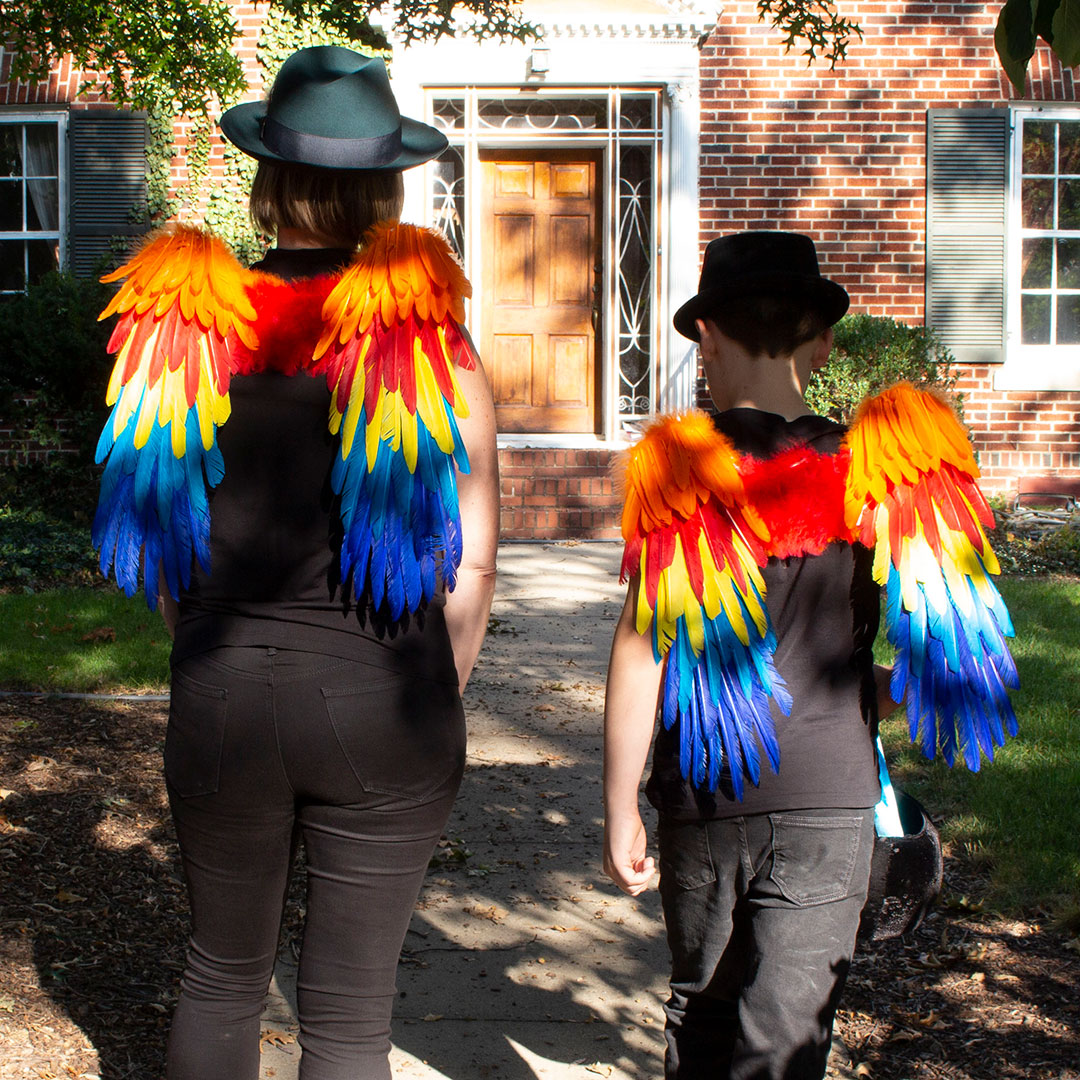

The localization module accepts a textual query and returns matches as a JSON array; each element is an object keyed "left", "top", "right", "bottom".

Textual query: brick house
[{"left": 3, "top": 0, "right": 1078, "bottom": 537}]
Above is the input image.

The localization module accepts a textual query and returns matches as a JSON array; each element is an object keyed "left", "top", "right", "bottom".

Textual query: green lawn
[
  {"left": 0, "top": 587, "right": 170, "bottom": 693},
  {"left": 878, "top": 576, "right": 1080, "bottom": 916}
]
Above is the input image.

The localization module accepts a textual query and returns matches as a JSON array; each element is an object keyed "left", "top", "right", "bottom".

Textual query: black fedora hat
[
  {"left": 220, "top": 46, "right": 448, "bottom": 171},
  {"left": 673, "top": 231, "right": 849, "bottom": 342}
]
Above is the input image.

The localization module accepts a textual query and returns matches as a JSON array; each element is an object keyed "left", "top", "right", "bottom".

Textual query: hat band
[{"left": 261, "top": 116, "right": 403, "bottom": 168}]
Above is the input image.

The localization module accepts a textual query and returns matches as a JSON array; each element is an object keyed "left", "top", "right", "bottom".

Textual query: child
[{"left": 604, "top": 230, "right": 1017, "bottom": 1079}]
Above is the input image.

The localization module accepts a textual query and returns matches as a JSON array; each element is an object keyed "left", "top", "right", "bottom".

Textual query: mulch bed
[{"left": 1, "top": 697, "right": 1078, "bottom": 1080}]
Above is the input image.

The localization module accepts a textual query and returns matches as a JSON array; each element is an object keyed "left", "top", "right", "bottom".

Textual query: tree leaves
[
  {"left": 996, "top": 0, "right": 1080, "bottom": 94},
  {"left": 755, "top": 0, "right": 862, "bottom": 68},
  {"left": 0, "top": 0, "right": 537, "bottom": 118}
]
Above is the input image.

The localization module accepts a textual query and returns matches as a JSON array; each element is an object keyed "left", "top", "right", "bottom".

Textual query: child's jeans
[{"left": 657, "top": 807, "right": 875, "bottom": 1080}]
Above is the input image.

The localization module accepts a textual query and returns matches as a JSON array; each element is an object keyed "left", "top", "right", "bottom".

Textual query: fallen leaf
[
  {"left": 82, "top": 627, "right": 117, "bottom": 642},
  {"left": 56, "top": 890, "right": 87, "bottom": 904},
  {"left": 422, "top": 1013, "right": 443, "bottom": 1022},
  {"left": 585, "top": 1065, "right": 612, "bottom": 1077},
  {"left": 259, "top": 1029, "right": 296, "bottom": 1050}
]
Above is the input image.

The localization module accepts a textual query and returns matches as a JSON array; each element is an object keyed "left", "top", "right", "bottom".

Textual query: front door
[{"left": 480, "top": 150, "right": 602, "bottom": 433}]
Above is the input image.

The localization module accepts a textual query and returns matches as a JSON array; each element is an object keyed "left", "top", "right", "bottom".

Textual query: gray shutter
[
  {"left": 68, "top": 111, "right": 149, "bottom": 278},
  {"left": 925, "top": 109, "right": 1009, "bottom": 364}
]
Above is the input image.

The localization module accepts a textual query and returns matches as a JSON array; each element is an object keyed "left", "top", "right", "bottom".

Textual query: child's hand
[{"left": 603, "top": 810, "right": 656, "bottom": 896}]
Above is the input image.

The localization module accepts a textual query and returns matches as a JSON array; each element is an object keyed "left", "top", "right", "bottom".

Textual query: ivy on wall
[{"left": 142, "top": 6, "right": 388, "bottom": 260}]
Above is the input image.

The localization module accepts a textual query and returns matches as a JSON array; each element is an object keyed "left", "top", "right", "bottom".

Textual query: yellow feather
[
  {"left": 717, "top": 573, "right": 750, "bottom": 646},
  {"left": 365, "top": 386, "right": 386, "bottom": 471},
  {"left": 133, "top": 374, "right": 163, "bottom": 450}
]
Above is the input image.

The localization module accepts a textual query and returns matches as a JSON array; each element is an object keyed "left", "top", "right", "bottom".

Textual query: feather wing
[
  {"left": 93, "top": 226, "right": 256, "bottom": 607},
  {"left": 620, "top": 412, "right": 789, "bottom": 798},
  {"left": 314, "top": 221, "right": 477, "bottom": 618},
  {"left": 845, "top": 382, "right": 1018, "bottom": 770}
]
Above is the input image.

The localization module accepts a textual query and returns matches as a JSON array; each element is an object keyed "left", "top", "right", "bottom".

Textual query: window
[
  {"left": 926, "top": 106, "right": 1080, "bottom": 389},
  {"left": 1008, "top": 109, "right": 1080, "bottom": 380},
  {"left": 0, "top": 114, "right": 65, "bottom": 293}
]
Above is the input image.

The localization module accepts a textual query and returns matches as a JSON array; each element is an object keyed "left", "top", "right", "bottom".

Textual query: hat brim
[
  {"left": 673, "top": 274, "right": 850, "bottom": 342},
  {"left": 219, "top": 100, "right": 449, "bottom": 171}
]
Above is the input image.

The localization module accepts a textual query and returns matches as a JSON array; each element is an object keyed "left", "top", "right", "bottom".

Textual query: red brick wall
[
  {"left": 498, "top": 448, "right": 622, "bottom": 540},
  {"left": 700, "top": 1, "right": 1080, "bottom": 496}
]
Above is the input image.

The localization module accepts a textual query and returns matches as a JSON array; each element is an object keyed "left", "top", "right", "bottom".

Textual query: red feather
[{"left": 741, "top": 446, "right": 852, "bottom": 558}]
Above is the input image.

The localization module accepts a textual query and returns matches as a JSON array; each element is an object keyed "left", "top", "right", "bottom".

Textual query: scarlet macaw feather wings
[
  {"left": 312, "top": 221, "right": 477, "bottom": 618},
  {"left": 620, "top": 412, "right": 790, "bottom": 796},
  {"left": 844, "top": 383, "right": 1018, "bottom": 769},
  {"left": 93, "top": 226, "right": 256, "bottom": 608}
]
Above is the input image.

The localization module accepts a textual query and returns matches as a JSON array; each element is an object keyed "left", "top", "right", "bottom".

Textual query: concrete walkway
[{"left": 258, "top": 541, "right": 671, "bottom": 1080}]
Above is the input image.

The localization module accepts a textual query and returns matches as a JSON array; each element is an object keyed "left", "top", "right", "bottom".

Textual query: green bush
[
  {"left": 805, "top": 313, "right": 959, "bottom": 422},
  {"left": 0, "top": 270, "right": 113, "bottom": 459},
  {"left": 0, "top": 507, "right": 98, "bottom": 591}
]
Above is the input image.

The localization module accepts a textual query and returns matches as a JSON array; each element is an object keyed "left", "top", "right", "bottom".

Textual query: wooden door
[{"left": 480, "top": 150, "right": 601, "bottom": 433}]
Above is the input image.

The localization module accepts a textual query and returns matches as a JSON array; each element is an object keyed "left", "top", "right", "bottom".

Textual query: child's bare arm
[{"left": 603, "top": 581, "right": 663, "bottom": 896}]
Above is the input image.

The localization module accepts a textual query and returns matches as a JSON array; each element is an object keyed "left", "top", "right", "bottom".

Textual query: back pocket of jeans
[
  {"left": 322, "top": 677, "right": 465, "bottom": 800},
  {"left": 165, "top": 666, "right": 228, "bottom": 798},
  {"left": 769, "top": 814, "right": 862, "bottom": 906}
]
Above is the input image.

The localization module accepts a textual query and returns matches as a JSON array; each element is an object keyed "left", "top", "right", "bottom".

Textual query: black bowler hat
[
  {"left": 220, "top": 46, "right": 448, "bottom": 171},
  {"left": 673, "top": 231, "right": 849, "bottom": 342}
]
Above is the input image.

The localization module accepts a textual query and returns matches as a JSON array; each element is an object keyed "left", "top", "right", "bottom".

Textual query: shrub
[
  {"left": 805, "top": 314, "right": 959, "bottom": 422},
  {"left": 0, "top": 507, "right": 99, "bottom": 591},
  {"left": 0, "top": 270, "right": 113, "bottom": 457}
]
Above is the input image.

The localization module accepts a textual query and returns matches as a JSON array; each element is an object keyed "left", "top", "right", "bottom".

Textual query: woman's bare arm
[{"left": 443, "top": 357, "right": 499, "bottom": 695}]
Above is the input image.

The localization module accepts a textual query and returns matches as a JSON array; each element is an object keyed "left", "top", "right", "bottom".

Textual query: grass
[
  {"left": 0, "top": 587, "right": 170, "bottom": 693},
  {"left": 877, "top": 576, "right": 1080, "bottom": 915}
]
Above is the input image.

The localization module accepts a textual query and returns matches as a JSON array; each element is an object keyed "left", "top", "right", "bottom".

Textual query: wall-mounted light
[{"left": 527, "top": 47, "right": 550, "bottom": 80}]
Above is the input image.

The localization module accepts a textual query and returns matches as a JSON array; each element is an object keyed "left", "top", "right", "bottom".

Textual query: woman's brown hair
[{"left": 249, "top": 161, "right": 405, "bottom": 248}]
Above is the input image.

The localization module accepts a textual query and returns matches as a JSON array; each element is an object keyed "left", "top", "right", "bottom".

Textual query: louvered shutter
[
  {"left": 925, "top": 109, "right": 1009, "bottom": 364},
  {"left": 68, "top": 111, "right": 149, "bottom": 278}
]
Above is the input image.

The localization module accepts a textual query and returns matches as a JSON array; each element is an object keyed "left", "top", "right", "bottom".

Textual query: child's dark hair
[{"left": 706, "top": 295, "right": 829, "bottom": 357}]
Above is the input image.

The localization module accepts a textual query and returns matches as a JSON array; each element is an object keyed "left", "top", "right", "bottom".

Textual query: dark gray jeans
[
  {"left": 658, "top": 807, "right": 875, "bottom": 1080},
  {"left": 164, "top": 647, "right": 465, "bottom": 1080}
]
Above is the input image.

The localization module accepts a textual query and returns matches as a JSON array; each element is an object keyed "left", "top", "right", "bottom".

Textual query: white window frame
[
  {"left": 997, "top": 104, "right": 1080, "bottom": 390},
  {"left": 0, "top": 110, "right": 68, "bottom": 293}
]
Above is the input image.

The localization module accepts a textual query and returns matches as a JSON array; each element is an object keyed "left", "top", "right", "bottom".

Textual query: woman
[{"left": 93, "top": 46, "right": 499, "bottom": 1080}]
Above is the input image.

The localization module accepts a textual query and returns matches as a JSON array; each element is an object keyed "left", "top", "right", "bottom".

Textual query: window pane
[
  {"left": 477, "top": 97, "right": 606, "bottom": 130},
  {"left": 0, "top": 239, "right": 25, "bottom": 290},
  {"left": 431, "top": 146, "right": 465, "bottom": 261},
  {"left": 619, "top": 97, "right": 656, "bottom": 131},
  {"left": 1021, "top": 293, "right": 1051, "bottom": 343},
  {"left": 0, "top": 126, "right": 20, "bottom": 177},
  {"left": 1023, "top": 121, "right": 1056, "bottom": 174},
  {"left": 23, "top": 124, "right": 58, "bottom": 177},
  {"left": 1059, "top": 121, "right": 1080, "bottom": 175},
  {"left": 26, "top": 179, "right": 59, "bottom": 232},
  {"left": 432, "top": 99, "right": 464, "bottom": 132},
  {"left": 1021, "top": 237, "right": 1053, "bottom": 288},
  {"left": 1057, "top": 294, "right": 1080, "bottom": 343},
  {"left": 1060, "top": 178, "right": 1080, "bottom": 229},
  {"left": 0, "top": 179, "right": 22, "bottom": 229},
  {"left": 1022, "top": 177, "right": 1054, "bottom": 228},
  {"left": 1057, "top": 238, "right": 1080, "bottom": 288},
  {"left": 26, "top": 239, "right": 57, "bottom": 285}
]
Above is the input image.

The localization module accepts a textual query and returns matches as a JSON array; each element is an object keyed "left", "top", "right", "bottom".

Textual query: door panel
[
  {"left": 491, "top": 336, "right": 533, "bottom": 404},
  {"left": 481, "top": 150, "right": 601, "bottom": 433}
]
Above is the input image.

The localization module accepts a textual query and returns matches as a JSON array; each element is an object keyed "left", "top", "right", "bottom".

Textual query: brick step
[{"left": 498, "top": 447, "right": 623, "bottom": 540}]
